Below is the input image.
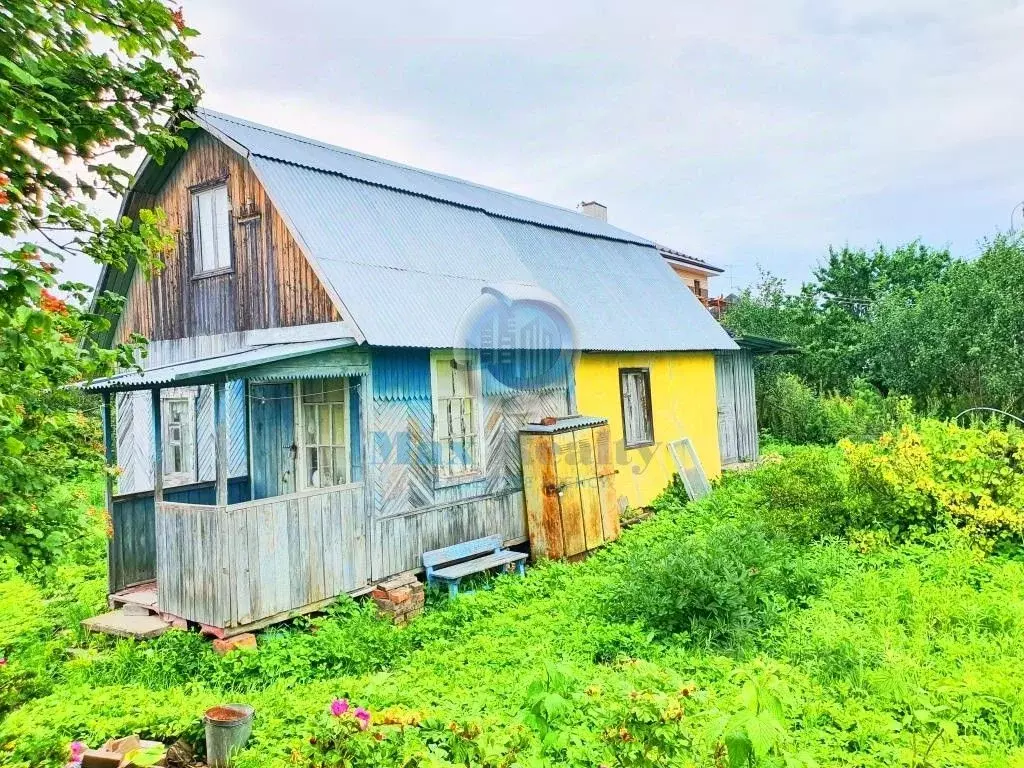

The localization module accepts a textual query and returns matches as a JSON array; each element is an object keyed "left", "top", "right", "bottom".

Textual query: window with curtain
[
  {"left": 297, "top": 379, "right": 349, "bottom": 489},
  {"left": 161, "top": 396, "right": 196, "bottom": 484},
  {"left": 431, "top": 352, "right": 482, "bottom": 480},
  {"left": 619, "top": 368, "right": 654, "bottom": 448},
  {"left": 191, "top": 183, "right": 232, "bottom": 274}
]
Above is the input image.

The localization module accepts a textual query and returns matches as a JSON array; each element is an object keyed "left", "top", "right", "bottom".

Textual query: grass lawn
[{"left": 2, "top": 439, "right": 1024, "bottom": 767}]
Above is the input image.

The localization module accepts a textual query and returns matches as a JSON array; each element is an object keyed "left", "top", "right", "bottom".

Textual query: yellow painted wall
[{"left": 575, "top": 351, "right": 721, "bottom": 508}]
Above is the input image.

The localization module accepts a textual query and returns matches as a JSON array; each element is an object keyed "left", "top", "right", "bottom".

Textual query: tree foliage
[
  {"left": 0, "top": 0, "right": 201, "bottom": 567},
  {"left": 721, "top": 238, "right": 1024, "bottom": 417}
]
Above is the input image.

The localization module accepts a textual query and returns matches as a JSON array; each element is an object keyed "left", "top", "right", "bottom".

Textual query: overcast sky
[{"left": 62, "top": 0, "right": 1024, "bottom": 294}]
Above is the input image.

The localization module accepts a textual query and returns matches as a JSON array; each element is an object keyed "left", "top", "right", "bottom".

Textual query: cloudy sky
[{"left": 64, "top": 0, "right": 1024, "bottom": 293}]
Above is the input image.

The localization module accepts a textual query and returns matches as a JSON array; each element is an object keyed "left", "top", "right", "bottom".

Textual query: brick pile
[{"left": 371, "top": 574, "right": 425, "bottom": 625}]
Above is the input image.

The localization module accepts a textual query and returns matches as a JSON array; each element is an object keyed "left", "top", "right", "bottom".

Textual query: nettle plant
[{"left": 0, "top": 0, "right": 201, "bottom": 567}]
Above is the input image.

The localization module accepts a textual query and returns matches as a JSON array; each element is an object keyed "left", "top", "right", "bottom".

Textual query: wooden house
[{"left": 88, "top": 109, "right": 737, "bottom": 635}]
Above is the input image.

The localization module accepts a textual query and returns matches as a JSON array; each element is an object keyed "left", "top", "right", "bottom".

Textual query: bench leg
[
  {"left": 516, "top": 561, "right": 525, "bottom": 577},
  {"left": 448, "top": 579, "right": 460, "bottom": 599}
]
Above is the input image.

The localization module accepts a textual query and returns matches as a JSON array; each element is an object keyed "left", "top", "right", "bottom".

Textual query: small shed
[{"left": 715, "top": 335, "right": 795, "bottom": 467}]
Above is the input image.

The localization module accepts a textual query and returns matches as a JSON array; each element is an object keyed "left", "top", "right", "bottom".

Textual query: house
[
  {"left": 87, "top": 108, "right": 737, "bottom": 635},
  {"left": 658, "top": 244, "right": 724, "bottom": 306}
]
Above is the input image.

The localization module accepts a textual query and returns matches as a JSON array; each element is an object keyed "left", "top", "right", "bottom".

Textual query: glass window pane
[
  {"left": 324, "top": 378, "right": 345, "bottom": 403},
  {"left": 435, "top": 359, "right": 454, "bottom": 397},
  {"left": 319, "top": 405, "right": 331, "bottom": 445},
  {"left": 332, "top": 404, "right": 346, "bottom": 445},
  {"left": 462, "top": 399, "right": 474, "bottom": 436},
  {"left": 303, "top": 380, "right": 324, "bottom": 403},
  {"left": 213, "top": 185, "right": 231, "bottom": 269},
  {"left": 439, "top": 439, "right": 452, "bottom": 477},
  {"left": 319, "top": 447, "right": 332, "bottom": 486},
  {"left": 196, "top": 190, "right": 216, "bottom": 272},
  {"left": 307, "top": 447, "right": 319, "bottom": 486},
  {"left": 304, "top": 405, "right": 318, "bottom": 443},
  {"left": 333, "top": 448, "right": 347, "bottom": 484}
]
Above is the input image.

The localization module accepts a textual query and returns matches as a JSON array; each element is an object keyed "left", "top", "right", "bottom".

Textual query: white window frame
[
  {"left": 430, "top": 350, "right": 484, "bottom": 485},
  {"left": 160, "top": 389, "right": 197, "bottom": 486},
  {"left": 619, "top": 367, "right": 655, "bottom": 449},
  {"left": 191, "top": 182, "right": 232, "bottom": 275},
  {"left": 294, "top": 379, "right": 351, "bottom": 491}
]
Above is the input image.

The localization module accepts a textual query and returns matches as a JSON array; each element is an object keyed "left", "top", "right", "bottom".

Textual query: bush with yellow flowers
[{"left": 843, "top": 419, "right": 1024, "bottom": 541}]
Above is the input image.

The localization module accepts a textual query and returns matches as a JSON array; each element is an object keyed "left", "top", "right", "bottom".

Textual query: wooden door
[
  {"left": 249, "top": 382, "right": 296, "bottom": 499},
  {"left": 715, "top": 354, "right": 740, "bottom": 466}
]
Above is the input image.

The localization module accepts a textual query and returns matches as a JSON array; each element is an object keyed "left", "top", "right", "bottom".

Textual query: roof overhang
[
  {"left": 82, "top": 337, "right": 357, "bottom": 393},
  {"left": 733, "top": 335, "right": 799, "bottom": 355},
  {"left": 658, "top": 247, "right": 724, "bottom": 275}
]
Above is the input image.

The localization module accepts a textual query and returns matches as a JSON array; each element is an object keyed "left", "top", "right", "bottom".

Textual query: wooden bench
[{"left": 423, "top": 534, "right": 528, "bottom": 597}]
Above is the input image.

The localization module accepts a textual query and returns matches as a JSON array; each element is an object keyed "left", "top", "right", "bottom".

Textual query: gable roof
[{"left": 101, "top": 108, "right": 736, "bottom": 353}]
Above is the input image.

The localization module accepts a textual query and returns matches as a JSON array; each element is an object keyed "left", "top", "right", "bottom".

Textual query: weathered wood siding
[
  {"left": 715, "top": 350, "right": 758, "bottom": 465},
  {"left": 370, "top": 347, "right": 570, "bottom": 578},
  {"left": 115, "top": 130, "right": 339, "bottom": 344},
  {"left": 155, "top": 485, "right": 366, "bottom": 628},
  {"left": 116, "top": 380, "right": 247, "bottom": 494},
  {"left": 110, "top": 477, "right": 250, "bottom": 593}
]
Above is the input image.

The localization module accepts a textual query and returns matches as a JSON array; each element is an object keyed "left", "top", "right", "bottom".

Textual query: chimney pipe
[{"left": 579, "top": 201, "right": 607, "bottom": 222}]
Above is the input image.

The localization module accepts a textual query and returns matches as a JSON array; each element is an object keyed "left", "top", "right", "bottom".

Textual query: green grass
[{"left": 3, "top": 444, "right": 1024, "bottom": 766}]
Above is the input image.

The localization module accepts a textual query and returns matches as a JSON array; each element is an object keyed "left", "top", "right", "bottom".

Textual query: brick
[
  {"left": 373, "top": 597, "right": 395, "bottom": 612},
  {"left": 390, "top": 586, "right": 413, "bottom": 604},
  {"left": 371, "top": 587, "right": 389, "bottom": 600},
  {"left": 212, "top": 633, "right": 257, "bottom": 656}
]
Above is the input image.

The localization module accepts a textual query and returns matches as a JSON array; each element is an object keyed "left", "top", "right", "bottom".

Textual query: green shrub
[
  {"left": 759, "top": 373, "right": 913, "bottom": 445},
  {"left": 603, "top": 520, "right": 844, "bottom": 646},
  {"left": 744, "top": 445, "right": 868, "bottom": 543}
]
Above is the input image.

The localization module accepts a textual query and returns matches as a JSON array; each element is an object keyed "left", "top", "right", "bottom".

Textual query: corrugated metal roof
[
  {"left": 198, "top": 108, "right": 649, "bottom": 245},
  {"left": 84, "top": 338, "right": 356, "bottom": 392},
  {"left": 165, "top": 110, "right": 738, "bottom": 353}
]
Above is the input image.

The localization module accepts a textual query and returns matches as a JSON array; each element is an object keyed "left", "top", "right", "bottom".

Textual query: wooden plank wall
[
  {"left": 369, "top": 347, "right": 569, "bottom": 578},
  {"left": 155, "top": 485, "right": 366, "bottom": 629},
  {"left": 110, "top": 477, "right": 249, "bottom": 593},
  {"left": 115, "top": 130, "right": 339, "bottom": 344},
  {"left": 715, "top": 350, "right": 759, "bottom": 465},
  {"left": 371, "top": 492, "right": 525, "bottom": 580}
]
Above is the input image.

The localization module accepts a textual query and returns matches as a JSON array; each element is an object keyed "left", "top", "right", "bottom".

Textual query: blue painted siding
[{"left": 372, "top": 347, "right": 430, "bottom": 400}]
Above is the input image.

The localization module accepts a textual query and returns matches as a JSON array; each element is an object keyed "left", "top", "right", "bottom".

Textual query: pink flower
[
  {"left": 355, "top": 708, "right": 371, "bottom": 730},
  {"left": 69, "top": 742, "right": 86, "bottom": 760},
  {"left": 0, "top": 657, "right": 7, "bottom": 666},
  {"left": 329, "top": 698, "right": 349, "bottom": 717}
]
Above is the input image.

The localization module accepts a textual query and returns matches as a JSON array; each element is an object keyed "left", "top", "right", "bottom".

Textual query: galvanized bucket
[{"left": 204, "top": 704, "right": 254, "bottom": 768}]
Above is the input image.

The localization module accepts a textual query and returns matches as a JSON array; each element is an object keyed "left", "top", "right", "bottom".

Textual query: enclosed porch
[{"left": 88, "top": 340, "right": 374, "bottom": 636}]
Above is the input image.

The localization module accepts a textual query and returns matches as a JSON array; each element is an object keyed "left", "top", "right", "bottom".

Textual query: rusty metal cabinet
[{"left": 519, "top": 416, "right": 621, "bottom": 560}]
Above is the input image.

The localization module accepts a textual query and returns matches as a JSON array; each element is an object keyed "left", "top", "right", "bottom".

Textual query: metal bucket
[{"left": 204, "top": 704, "right": 254, "bottom": 768}]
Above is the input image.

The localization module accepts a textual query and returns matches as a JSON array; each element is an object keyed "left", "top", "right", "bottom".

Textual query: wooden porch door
[{"left": 249, "top": 382, "right": 296, "bottom": 500}]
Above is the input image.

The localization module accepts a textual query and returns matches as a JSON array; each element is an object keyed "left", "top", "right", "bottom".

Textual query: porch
[{"left": 88, "top": 338, "right": 375, "bottom": 635}]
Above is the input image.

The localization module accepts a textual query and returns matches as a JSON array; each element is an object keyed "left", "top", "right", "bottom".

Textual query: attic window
[{"left": 191, "top": 184, "right": 232, "bottom": 274}]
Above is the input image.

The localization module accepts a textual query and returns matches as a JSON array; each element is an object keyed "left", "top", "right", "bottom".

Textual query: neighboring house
[
  {"left": 87, "top": 108, "right": 737, "bottom": 635},
  {"left": 658, "top": 244, "right": 724, "bottom": 305}
]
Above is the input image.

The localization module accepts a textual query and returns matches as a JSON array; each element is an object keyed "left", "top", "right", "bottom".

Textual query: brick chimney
[{"left": 579, "top": 201, "right": 607, "bottom": 222}]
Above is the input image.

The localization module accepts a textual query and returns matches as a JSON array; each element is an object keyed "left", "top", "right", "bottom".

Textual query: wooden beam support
[
  {"left": 214, "top": 380, "right": 228, "bottom": 506},
  {"left": 151, "top": 388, "right": 163, "bottom": 503}
]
